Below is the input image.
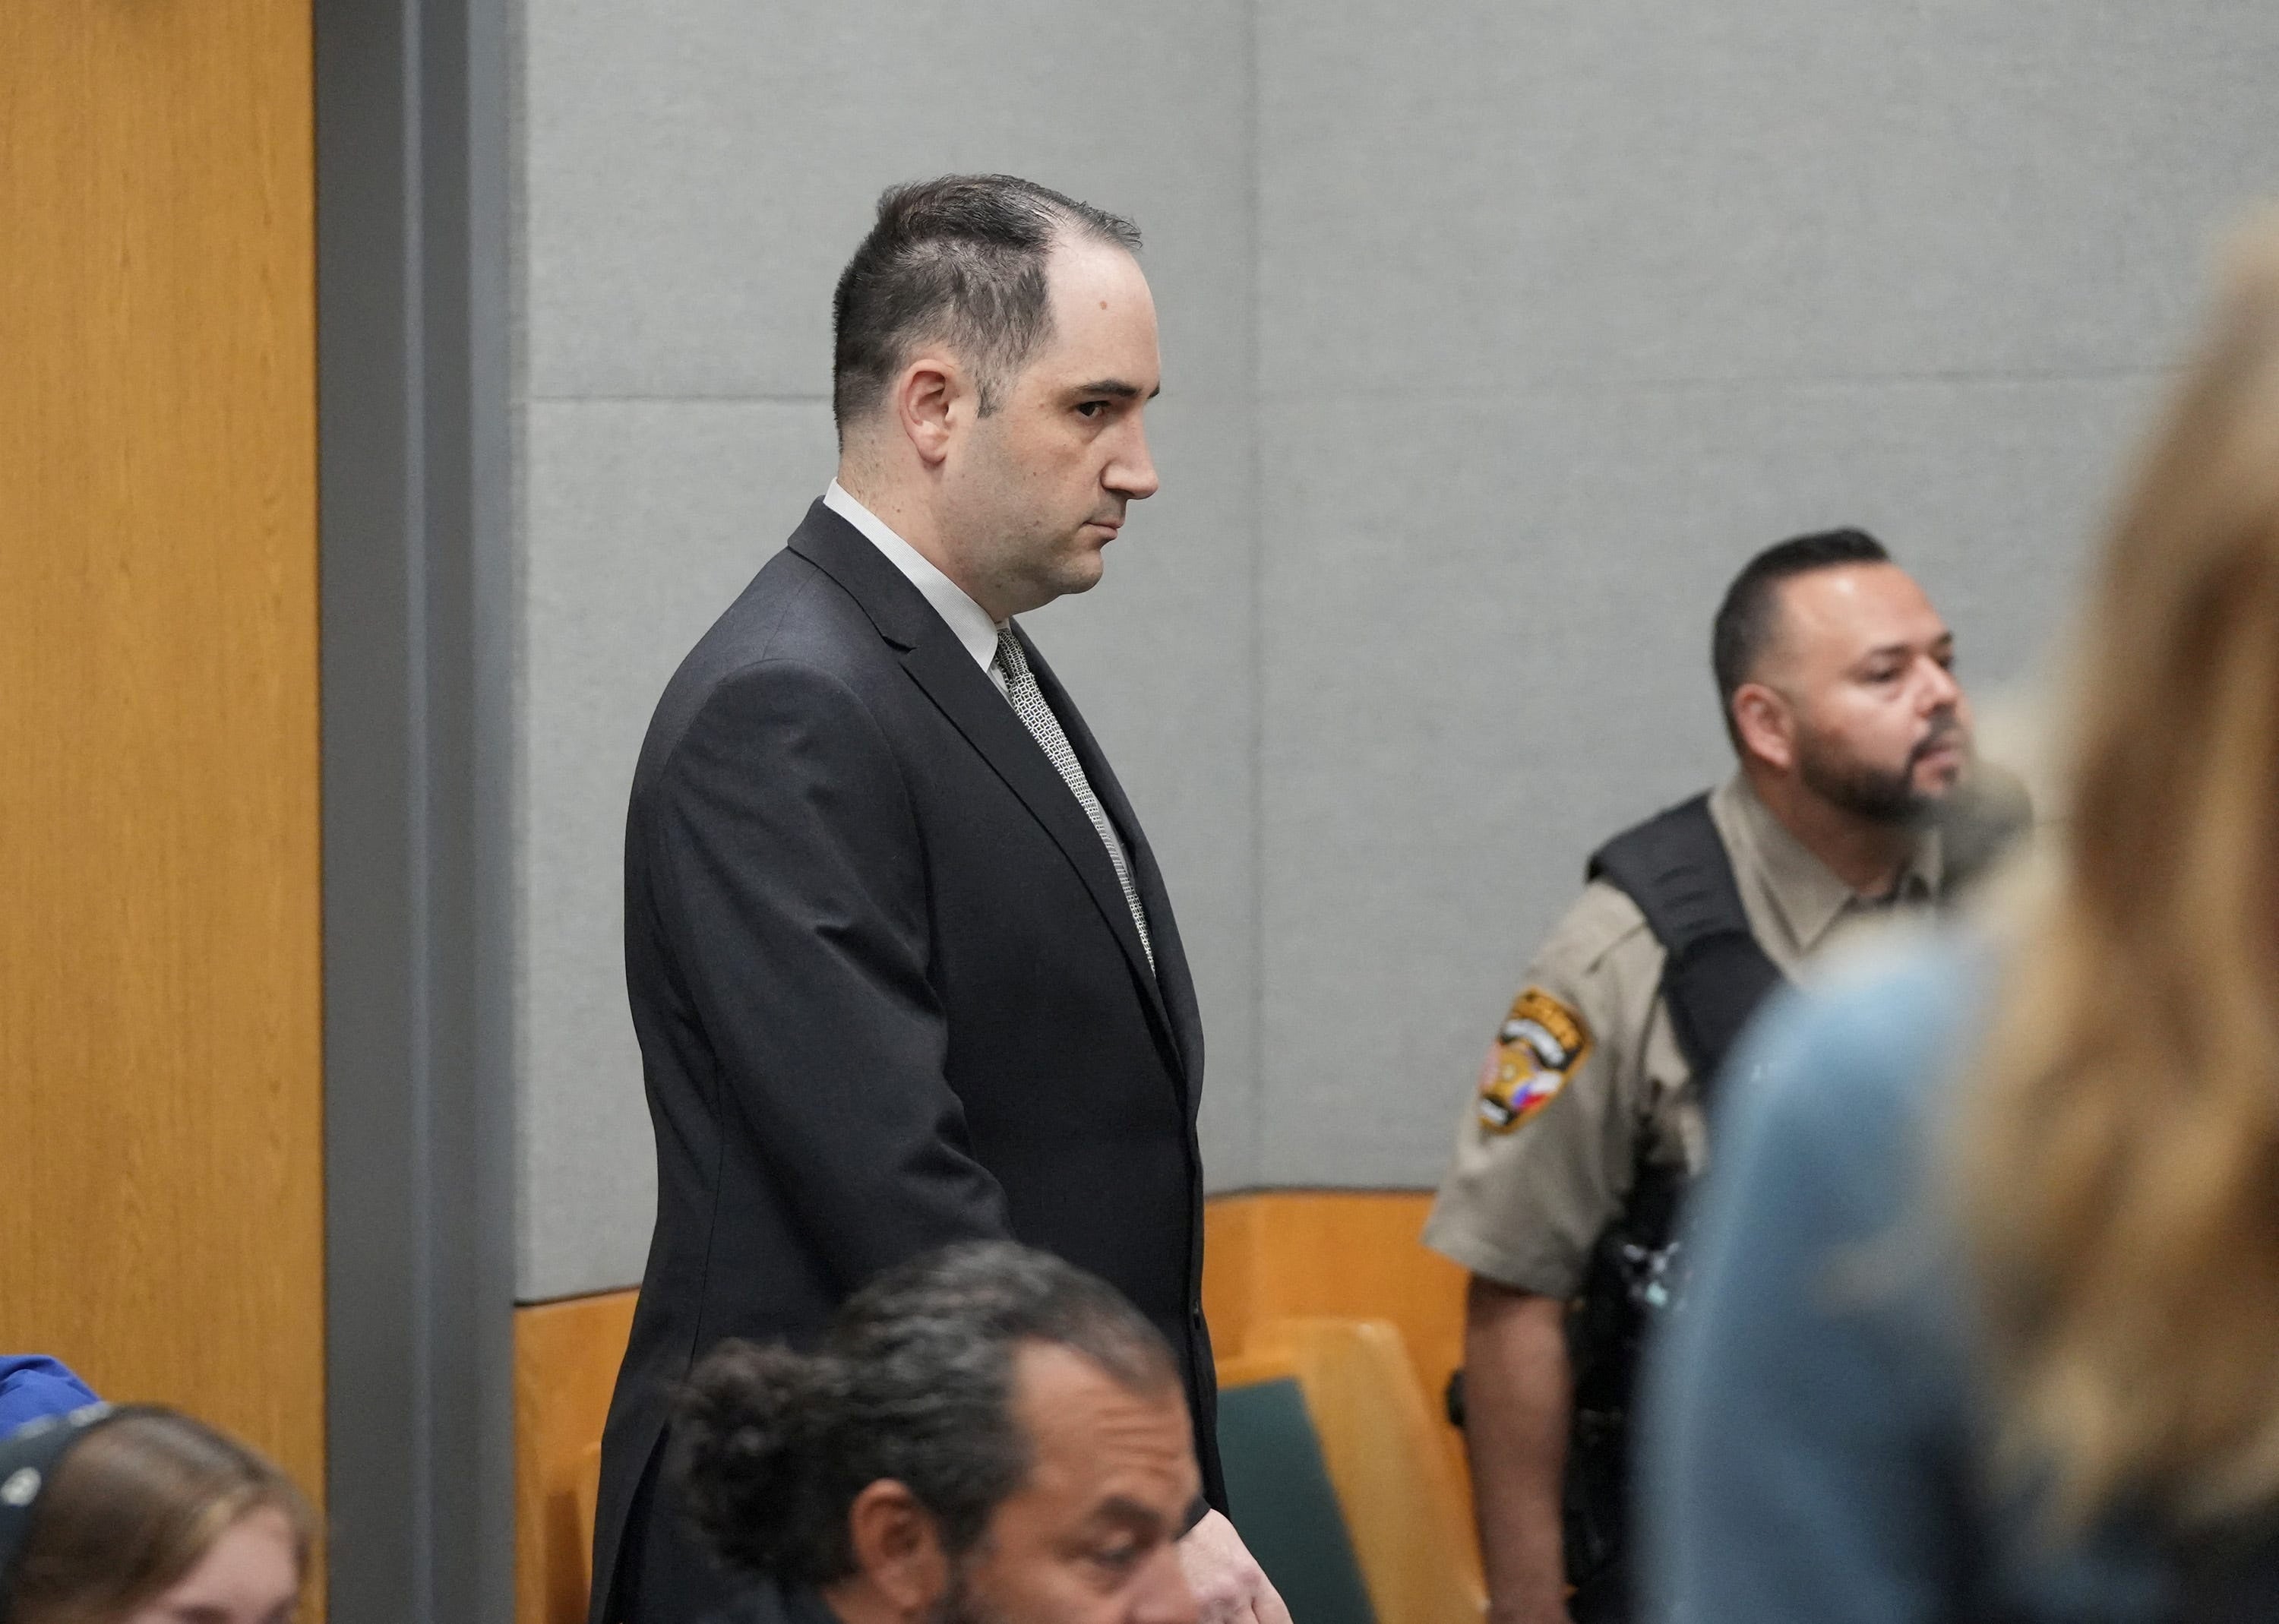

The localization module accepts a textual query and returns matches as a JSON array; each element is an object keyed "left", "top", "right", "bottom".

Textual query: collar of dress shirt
[{"left": 824, "top": 480, "right": 1004, "bottom": 681}]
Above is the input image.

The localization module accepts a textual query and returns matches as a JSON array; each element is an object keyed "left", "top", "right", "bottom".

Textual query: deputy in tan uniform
[{"left": 1426, "top": 529, "right": 2023, "bottom": 1624}]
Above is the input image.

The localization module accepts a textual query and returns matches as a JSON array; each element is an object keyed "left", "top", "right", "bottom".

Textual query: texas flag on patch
[{"left": 1475, "top": 987, "right": 1592, "bottom": 1134}]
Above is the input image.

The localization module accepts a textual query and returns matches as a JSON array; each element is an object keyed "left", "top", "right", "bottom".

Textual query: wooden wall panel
[
  {"left": 1203, "top": 1191, "right": 1476, "bottom": 1532},
  {"left": 1203, "top": 1191, "right": 1468, "bottom": 1430},
  {"left": 0, "top": 0, "right": 324, "bottom": 1551},
  {"left": 517, "top": 1294, "right": 638, "bottom": 1624}
]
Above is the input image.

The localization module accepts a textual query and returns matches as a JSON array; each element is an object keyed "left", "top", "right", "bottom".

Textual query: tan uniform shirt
[{"left": 1423, "top": 774, "right": 1944, "bottom": 1298}]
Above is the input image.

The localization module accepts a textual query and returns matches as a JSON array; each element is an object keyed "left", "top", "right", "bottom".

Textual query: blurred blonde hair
[{"left": 1961, "top": 216, "right": 2279, "bottom": 1526}]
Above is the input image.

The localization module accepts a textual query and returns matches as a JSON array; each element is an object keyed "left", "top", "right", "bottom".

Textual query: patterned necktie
[{"left": 993, "top": 627, "right": 1155, "bottom": 972}]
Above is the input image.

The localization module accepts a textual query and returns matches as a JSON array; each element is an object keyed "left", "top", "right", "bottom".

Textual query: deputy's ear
[
  {"left": 1731, "top": 682, "right": 1796, "bottom": 773},
  {"left": 893, "top": 352, "right": 971, "bottom": 469},
  {"left": 846, "top": 1479, "right": 950, "bottom": 1617}
]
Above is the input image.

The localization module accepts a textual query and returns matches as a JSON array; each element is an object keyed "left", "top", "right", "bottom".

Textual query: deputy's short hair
[
  {"left": 674, "top": 1241, "right": 1178, "bottom": 1589},
  {"left": 831, "top": 174, "right": 1141, "bottom": 435},
  {"left": 1711, "top": 528, "right": 1892, "bottom": 741}
]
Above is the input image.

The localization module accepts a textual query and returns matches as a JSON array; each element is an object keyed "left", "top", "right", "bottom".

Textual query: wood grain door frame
[{"left": 314, "top": 0, "right": 514, "bottom": 1619}]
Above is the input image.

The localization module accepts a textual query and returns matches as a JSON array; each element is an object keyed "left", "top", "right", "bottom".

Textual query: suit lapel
[
  {"left": 1023, "top": 635, "right": 1205, "bottom": 1090},
  {"left": 897, "top": 630, "right": 1179, "bottom": 1055},
  {"left": 788, "top": 507, "right": 1182, "bottom": 1066}
]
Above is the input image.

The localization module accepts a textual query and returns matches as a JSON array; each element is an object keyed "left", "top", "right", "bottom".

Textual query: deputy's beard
[{"left": 1797, "top": 714, "right": 1964, "bottom": 827}]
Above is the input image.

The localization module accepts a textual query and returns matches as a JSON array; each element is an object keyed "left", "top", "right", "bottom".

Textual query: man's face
[
  {"left": 1756, "top": 564, "right": 1971, "bottom": 824},
  {"left": 935, "top": 1344, "right": 1200, "bottom": 1624},
  {"left": 939, "top": 239, "right": 1162, "bottom": 619}
]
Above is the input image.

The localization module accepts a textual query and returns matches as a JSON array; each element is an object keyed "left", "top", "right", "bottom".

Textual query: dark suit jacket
[{"left": 590, "top": 501, "right": 1221, "bottom": 1624}]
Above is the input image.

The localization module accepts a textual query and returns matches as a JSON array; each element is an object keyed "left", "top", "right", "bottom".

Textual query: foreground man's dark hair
[
  {"left": 675, "top": 1240, "right": 1179, "bottom": 1588},
  {"left": 830, "top": 173, "right": 1141, "bottom": 432}
]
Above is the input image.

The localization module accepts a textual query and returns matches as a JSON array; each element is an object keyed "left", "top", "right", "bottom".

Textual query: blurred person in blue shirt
[{"left": 1644, "top": 216, "right": 2279, "bottom": 1622}]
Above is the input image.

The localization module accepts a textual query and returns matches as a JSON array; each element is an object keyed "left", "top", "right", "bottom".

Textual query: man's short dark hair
[
  {"left": 831, "top": 174, "right": 1142, "bottom": 435},
  {"left": 1710, "top": 528, "right": 1892, "bottom": 743},
  {"left": 675, "top": 1241, "right": 1179, "bottom": 1590}
]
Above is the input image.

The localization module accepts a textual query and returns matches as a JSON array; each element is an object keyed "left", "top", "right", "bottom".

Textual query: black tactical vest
[
  {"left": 1555, "top": 795, "right": 1785, "bottom": 1614},
  {"left": 1587, "top": 792, "right": 1784, "bottom": 1097}
]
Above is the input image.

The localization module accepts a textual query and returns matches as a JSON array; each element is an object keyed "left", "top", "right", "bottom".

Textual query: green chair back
[{"left": 1216, "top": 1376, "right": 1378, "bottom": 1624}]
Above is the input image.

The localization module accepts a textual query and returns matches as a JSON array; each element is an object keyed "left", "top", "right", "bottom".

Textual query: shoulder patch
[{"left": 1475, "top": 987, "right": 1593, "bottom": 1133}]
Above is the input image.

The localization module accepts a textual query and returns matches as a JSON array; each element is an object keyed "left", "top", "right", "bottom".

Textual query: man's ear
[
  {"left": 893, "top": 352, "right": 970, "bottom": 469},
  {"left": 845, "top": 1479, "right": 951, "bottom": 1618},
  {"left": 1731, "top": 682, "right": 1797, "bottom": 773}
]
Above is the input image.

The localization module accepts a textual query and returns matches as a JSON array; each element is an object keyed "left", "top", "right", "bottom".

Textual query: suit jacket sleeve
[{"left": 638, "top": 654, "right": 1011, "bottom": 1282}]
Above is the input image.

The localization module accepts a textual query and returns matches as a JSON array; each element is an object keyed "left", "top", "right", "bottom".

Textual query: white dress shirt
[{"left": 824, "top": 481, "right": 1007, "bottom": 694}]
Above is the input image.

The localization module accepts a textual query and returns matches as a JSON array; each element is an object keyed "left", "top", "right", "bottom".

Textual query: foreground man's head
[
  {"left": 831, "top": 175, "right": 1162, "bottom": 623},
  {"left": 678, "top": 1243, "right": 1200, "bottom": 1624}
]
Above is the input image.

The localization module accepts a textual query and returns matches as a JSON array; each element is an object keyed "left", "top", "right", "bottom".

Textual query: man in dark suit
[{"left": 590, "top": 175, "right": 1288, "bottom": 1624}]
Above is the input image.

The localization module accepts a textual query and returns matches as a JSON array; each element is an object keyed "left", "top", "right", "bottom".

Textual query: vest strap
[{"left": 1586, "top": 793, "right": 1786, "bottom": 1107}]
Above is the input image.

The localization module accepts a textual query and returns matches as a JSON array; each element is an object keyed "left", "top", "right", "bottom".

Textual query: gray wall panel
[
  {"left": 1254, "top": 374, "right": 2158, "bottom": 1186},
  {"left": 1257, "top": 0, "right": 2277, "bottom": 395},
  {"left": 517, "top": 2, "right": 1258, "bottom": 1299},
  {"left": 516, "top": 0, "right": 2277, "bottom": 1298},
  {"left": 1251, "top": 0, "right": 2276, "bottom": 1190},
  {"left": 526, "top": 0, "right": 1253, "bottom": 400},
  {"left": 518, "top": 399, "right": 837, "bottom": 1301}
]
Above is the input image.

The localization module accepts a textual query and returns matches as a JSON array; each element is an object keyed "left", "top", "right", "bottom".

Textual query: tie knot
[{"left": 993, "top": 627, "right": 1030, "bottom": 683}]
